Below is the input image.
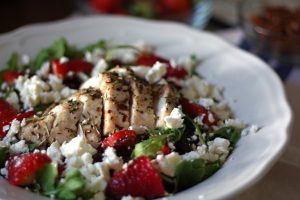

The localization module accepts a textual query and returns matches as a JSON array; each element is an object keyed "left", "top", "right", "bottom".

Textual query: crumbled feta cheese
[
  {"left": 102, "top": 147, "right": 123, "bottom": 171},
  {"left": 177, "top": 55, "right": 198, "bottom": 75},
  {"left": 194, "top": 115, "right": 204, "bottom": 125},
  {"left": 224, "top": 119, "right": 245, "bottom": 129},
  {"left": 121, "top": 195, "right": 145, "bottom": 200},
  {"left": 60, "top": 132, "right": 96, "bottom": 158},
  {"left": 15, "top": 75, "right": 75, "bottom": 109},
  {"left": 156, "top": 152, "right": 182, "bottom": 177},
  {"left": 146, "top": 62, "right": 167, "bottom": 84},
  {"left": 10, "top": 140, "right": 29, "bottom": 154},
  {"left": 241, "top": 125, "right": 259, "bottom": 136},
  {"left": 0, "top": 167, "right": 8, "bottom": 178},
  {"left": 6, "top": 91, "right": 20, "bottom": 111},
  {"left": 36, "top": 61, "right": 51, "bottom": 77},
  {"left": 211, "top": 101, "right": 232, "bottom": 120},
  {"left": 110, "top": 48, "right": 138, "bottom": 64},
  {"left": 59, "top": 56, "right": 69, "bottom": 64},
  {"left": 92, "top": 59, "right": 108, "bottom": 77},
  {"left": 60, "top": 87, "right": 77, "bottom": 99},
  {"left": 207, "top": 137, "right": 230, "bottom": 162},
  {"left": 130, "top": 66, "right": 150, "bottom": 78},
  {"left": 48, "top": 74, "right": 64, "bottom": 91},
  {"left": 0, "top": 119, "right": 21, "bottom": 148},
  {"left": 197, "top": 98, "right": 214, "bottom": 109},
  {"left": 21, "top": 54, "right": 30, "bottom": 66},
  {"left": 164, "top": 107, "right": 184, "bottom": 129},
  {"left": 180, "top": 75, "right": 211, "bottom": 100},
  {"left": 133, "top": 40, "right": 154, "bottom": 53},
  {"left": 47, "top": 141, "right": 63, "bottom": 163},
  {"left": 85, "top": 48, "right": 105, "bottom": 64}
]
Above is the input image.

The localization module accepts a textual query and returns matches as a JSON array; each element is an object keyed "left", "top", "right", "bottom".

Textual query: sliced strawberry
[
  {"left": 91, "top": 0, "right": 125, "bottom": 13},
  {"left": 162, "top": 0, "right": 192, "bottom": 13},
  {"left": 2, "top": 70, "right": 23, "bottom": 83},
  {"left": 0, "top": 98, "right": 17, "bottom": 138},
  {"left": 166, "top": 65, "right": 187, "bottom": 78},
  {"left": 102, "top": 130, "right": 137, "bottom": 158},
  {"left": 136, "top": 53, "right": 169, "bottom": 66},
  {"left": 180, "top": 98, "right": 218, "bottom": 126},
  {"left": 106, "top": 156, "right": 165, "bottom": 198},
  {"left": 161, "top": 144, "right": 171, "bottom": 155},
  {"left": 7, "top": 153, "right": 51, "bottom": 186},
  {"left": 51, "top": 59, "right": 93, "bottom": 78},
  {"left": 136, "top": 53, "right": 187, "bottom": 78}
]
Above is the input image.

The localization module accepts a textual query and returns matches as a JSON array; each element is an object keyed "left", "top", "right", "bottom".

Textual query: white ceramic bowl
[{"left": 0, "top": 16, "right": 292, "bottom": 200}]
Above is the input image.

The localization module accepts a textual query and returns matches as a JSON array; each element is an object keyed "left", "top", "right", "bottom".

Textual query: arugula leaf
[
  {"left": 203, "top": 160, "right": 221, "bottom": 179},
  {"left": 131, "top": 127, "right": 185, "bottom": 159},
  {"left": 55, "top": 169, "right": 94, "bottom": 200},
  {"left": 37, "top": 163, "right": 58, "bottom": 193},
  {"left": 0, "top": 147, "right": 9, "bottom": 167},
  {"left": 214, "top": 126, "right": 241, "bottom": 146},
  {"left": 174, "top": 159, "right": 205, "bottom": 191},
  {"left": 28, "top": 143, "right": 39, "bottom": 152},
  {"left": 185, "top": 116, "right": 206, "bottom": 144},
  {"left": 0, "top": 52, "right": 19, "bottom": 84},
  {"left": 83, "top": 40, "right": 107, "bottom": 52},
  {"left": 33, "top": 38, "right": 81, "bottom": 71},
  {"left": 131, "top": 137, "right": 164, "bottom": 159}
]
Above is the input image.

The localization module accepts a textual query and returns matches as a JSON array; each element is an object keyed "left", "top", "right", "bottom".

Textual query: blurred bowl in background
[
  {"left": 76, "top": 0, "right": 212, "bottom": 29},
  {"left": 239, "top": 0, "right": 300, "bottom": 65}
]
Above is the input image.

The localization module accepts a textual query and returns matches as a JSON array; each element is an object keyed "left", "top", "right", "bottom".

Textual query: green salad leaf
[
  {"left": 33, "top": 38, "right": 81, "bottom": 71},
  {"left": 174, "top": 159, "right": 206, "bottom": 191},
  {"left": 83, "top": 39, "right": 108, "bottom": 52},
  {"left": 214, "top": 126, "right": 241, "bottom": 146},
  {"left": 37, "top": 163, "right": 58, "bottom": 193},
  {"left": 0, "top": 52, "right": 19, "bottom": 84},
  {"left": 131, "top": 127, "right": 185, "bottom": 159},
  {"left": 55, "top": 169, "right": 94, "bottom": 200},
  {"left": 0, "top": 147, "right": 9, "bottom": 167}
]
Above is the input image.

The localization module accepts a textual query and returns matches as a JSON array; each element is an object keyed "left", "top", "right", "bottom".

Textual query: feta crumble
[
  {"left": 102, "top": 147, "right": 123, "bottom": 171},
  {"left": 164, "top": 107, "right": 185, "bottom": 129},
  {"left": 156, "top": 152, "right": 182, "bottom": 177},
  {"left": 145, "top": 62, "right": 167, "bottom": 84}
]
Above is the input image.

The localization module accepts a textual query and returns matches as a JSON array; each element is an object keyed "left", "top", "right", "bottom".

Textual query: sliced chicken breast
[
  {"left": 19, "top": 88, "right": 103, "bottom": 147},
  {"left": 82, "top": 72, "right": 130, "bottom": 135},
  {"left": 153, "top": 82, "right": 179, "bottom": 127},
  {"left": 111, "top": 67, "right": 155, "bottom": 131},
  {"left": 68, "top": 88, "right": 103, "bottom": 147}
]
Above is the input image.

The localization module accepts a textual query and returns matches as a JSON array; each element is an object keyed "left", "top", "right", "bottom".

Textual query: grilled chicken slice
[
  {"left": 111, "top": 67, "right": 156, "bottom": 131},
  {"left": 68, "top": 88, "right": 103, "bottom": 147},
  {"left": 82, "top": 72, "right": 130, "bottom": 135},
  {"left": 153, "top": 82, "right": 179, "bottom": 127},
  {"left": 19, "top": 88, "right": 103, "bottom": 147},
  {"left": 19, "top": 99, "right": 83, "bottom": 146}
]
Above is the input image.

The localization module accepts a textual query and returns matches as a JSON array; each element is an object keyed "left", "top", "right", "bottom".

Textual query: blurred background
[{"left": 0, "top": 0, "right": 299, "bottom": 199}]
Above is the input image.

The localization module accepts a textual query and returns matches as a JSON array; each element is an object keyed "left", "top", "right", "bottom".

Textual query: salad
[{"left": 0, "top": 38, "right": 251, "bottom": 200}]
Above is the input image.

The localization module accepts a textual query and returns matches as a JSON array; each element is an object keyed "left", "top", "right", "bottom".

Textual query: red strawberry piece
[
  {"left": 7, "top": 153, "right": 52, "bottom": 186},
  {"left": 90, "top": 0, "right": 125, "bottom": 13},
  {"left": 51, "top": 59, "right": 93, "bottom": 78},
  {"left": 161, "top": 144, "right": 171, "bottom": 155},
  {"left": 180, "top": 98, "right": 218, "bottom": 126},
  {"left": 2, "top": 70, "right": 23, "bottom": 83},
  {"left": 162, "top": 0, "right": 192, "bottom": 13},
  {"left": 106, "top": 156, "right": 165, "bottom": 198},
  {"left": 166, "top": 65, "right": 187, "bottom": 78},
  {"left": 15, "top": 110, "right": 35, "bottom": 122},
  {"left": 102, "top": 130, "right": 137, "bottom": 158},
  {"left": 136, "top": 53, "right": 187, "bottom": 78},
  {"left": 0, "top": 98, "right": 17, "bottom": 138},
  {"left": 136, "top": 53, "right": 169, "bottom": 66}
]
